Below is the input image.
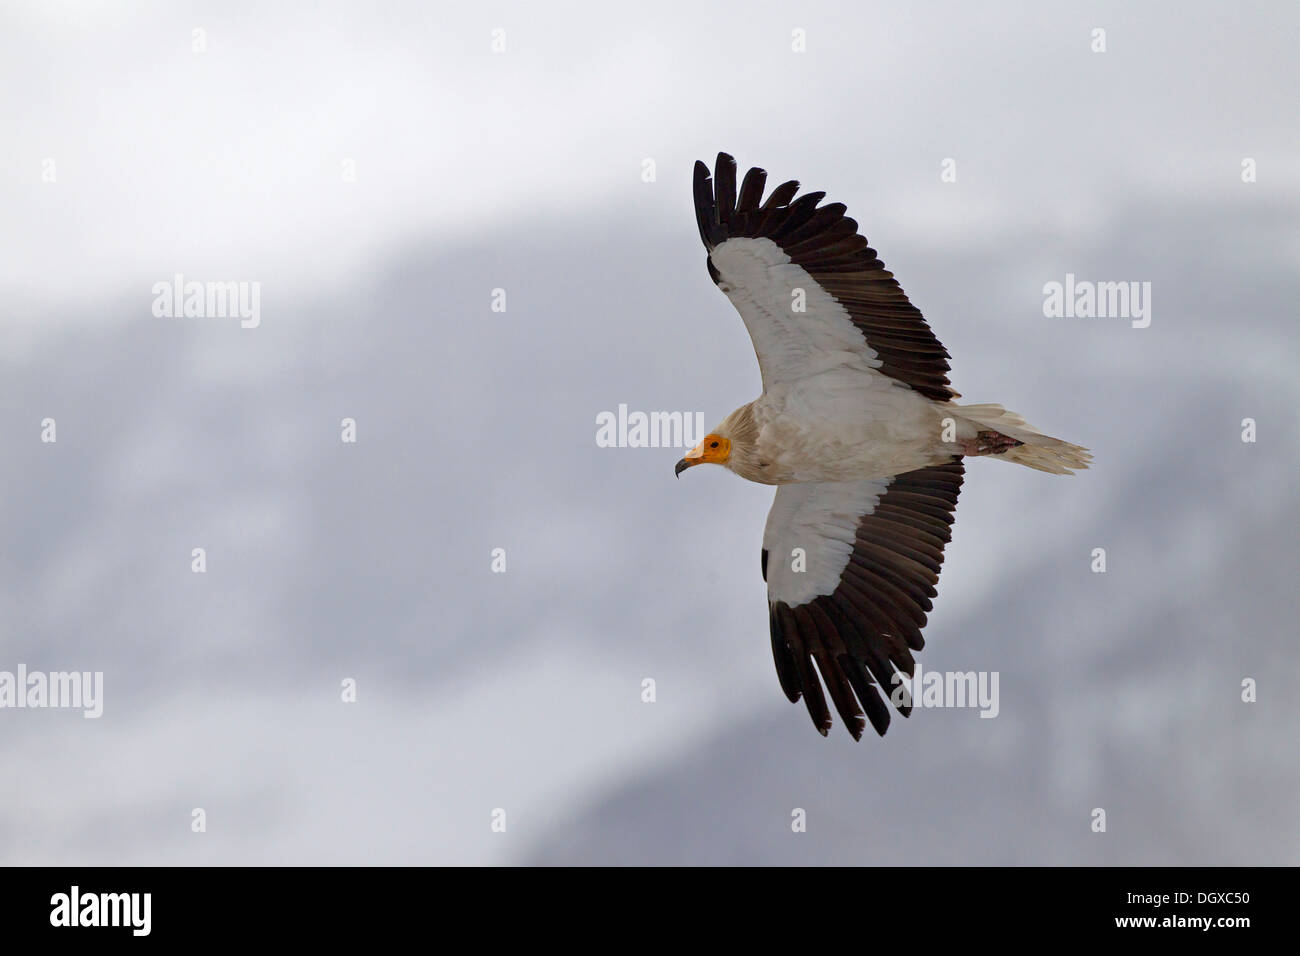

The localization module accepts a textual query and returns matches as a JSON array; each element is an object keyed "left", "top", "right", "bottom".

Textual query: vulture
[{"left": 676, "top": 153, "right": 1090, "bottom": 740}]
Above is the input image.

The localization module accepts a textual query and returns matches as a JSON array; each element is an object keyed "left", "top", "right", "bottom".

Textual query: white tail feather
[{"left": 950, "top": 403, "right": 1092, "bottom": 475}]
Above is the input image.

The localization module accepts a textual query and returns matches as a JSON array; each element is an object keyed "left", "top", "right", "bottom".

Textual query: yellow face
[{"left": 674, "top": 434, "right": 731, "bottom": 477}]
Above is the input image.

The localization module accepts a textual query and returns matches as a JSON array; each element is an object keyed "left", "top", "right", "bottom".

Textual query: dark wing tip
[
  {"left": 696, "top": 154, "right": 767, "bottom": 251},
  {"left": 737, "top": 166, "right": 767, "bottom": 213},
  {"left": 762, "top": 179, "right": 800, "bottom": 210},
  {"left": 693, "top": 159, "right": 718, "bottom": 250},
  {"left": 714, "top": 154, "right": 738, "bottom": 231}
]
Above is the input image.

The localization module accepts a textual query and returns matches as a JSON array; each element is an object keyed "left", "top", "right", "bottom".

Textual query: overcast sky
[{"left": 2, "top": 0, "right": 1297, "bottom": 865}]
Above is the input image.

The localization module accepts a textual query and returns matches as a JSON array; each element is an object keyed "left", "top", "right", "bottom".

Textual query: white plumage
[
  {"left": 762, "top": 479, "right": 889, "bottom": 607},
  {"left": 711, "top": 237, "right": 882, "bottom": 386}
]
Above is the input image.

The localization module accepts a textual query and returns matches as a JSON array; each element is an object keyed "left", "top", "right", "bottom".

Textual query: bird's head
[
  {"left": 675, "top": 404, "right": 761, "bottom": 479},
  {"left": 674, "top": 433, "right": 731, "bottom": 477}
]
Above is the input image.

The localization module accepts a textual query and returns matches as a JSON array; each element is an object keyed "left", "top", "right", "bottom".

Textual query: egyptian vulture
[{"left": 676, "top": 153, "right": 1090, "bottom": 740}]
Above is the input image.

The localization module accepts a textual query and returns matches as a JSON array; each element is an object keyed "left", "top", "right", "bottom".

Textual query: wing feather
[
  {"left": 695, "top": 152, "right": 956, "bottom": 400},
  {"left": 762, "top": 461, "right": 964, "bottom": 739}
]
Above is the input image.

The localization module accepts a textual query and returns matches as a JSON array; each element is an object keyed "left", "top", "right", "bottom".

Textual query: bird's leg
[{"left": 959, "top": 429, "right": 1024, "bottom": 457}]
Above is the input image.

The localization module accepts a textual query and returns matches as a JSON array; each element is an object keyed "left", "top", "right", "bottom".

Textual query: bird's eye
[{"left": 710, "top": 441, "right": 719, "bottom": 449}]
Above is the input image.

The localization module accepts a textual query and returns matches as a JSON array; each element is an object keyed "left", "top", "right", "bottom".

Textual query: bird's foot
[{"left": 959, "top": 430, "right": 1024, "bottom": 457}]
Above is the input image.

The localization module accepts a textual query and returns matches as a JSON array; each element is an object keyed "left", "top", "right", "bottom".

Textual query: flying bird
[{"left": 677, "top": 153, "right": 1090, "bottom": 740}]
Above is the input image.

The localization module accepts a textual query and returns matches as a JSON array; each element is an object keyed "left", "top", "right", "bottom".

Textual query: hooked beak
[{"left": 674, "top": 441, "right": 706, "bottom": 478}]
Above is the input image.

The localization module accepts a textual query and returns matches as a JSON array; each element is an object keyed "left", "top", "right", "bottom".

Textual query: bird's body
[
  {"left": 717, "top": 379, "right": 945, "bottom": 484},
  {"left": 677, "top": 153, "right": 1091, "bottom": 740}
]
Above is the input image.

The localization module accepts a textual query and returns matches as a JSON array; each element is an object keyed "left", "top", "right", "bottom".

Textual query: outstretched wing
[
  {"left": 762, "top": 461, "right": 964, "bottom": 739},
  {"left": 694, "top": 152, "right": 956, "bottom": 401}
]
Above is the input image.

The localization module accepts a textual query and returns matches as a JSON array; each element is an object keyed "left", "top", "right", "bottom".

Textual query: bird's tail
[{"left": 949, "top": 403, "right": 1092, "bottom": 475}]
